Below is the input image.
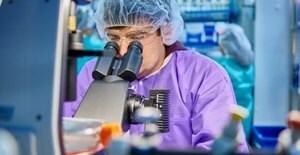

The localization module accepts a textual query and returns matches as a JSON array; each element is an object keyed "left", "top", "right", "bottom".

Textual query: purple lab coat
[{"left": 63, "top": 41, "right": 249, "bottom": 153}]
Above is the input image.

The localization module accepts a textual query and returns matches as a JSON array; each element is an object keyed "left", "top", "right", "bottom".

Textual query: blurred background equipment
[
  {"left": 75, "top": 0, "right": 105, "bottom": 73},
  {"left": 290, "top": 0, "right": 300, "bottom": 112},
  {"left": 251, "top": 0, "right": 294, "bottom": 152},
  {"left": 0, "top": 0, "right": 70, "bottom": 154},
  {"left": 211, "top": 105, "right": 249, "bottom": 155},
  {"left": 276, "top": 111, "right": 300, "bottom": 155}
]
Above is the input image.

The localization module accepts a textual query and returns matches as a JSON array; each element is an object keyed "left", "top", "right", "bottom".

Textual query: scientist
[
  {"left": 63, "top": 0, "right": 249, "bottom": 152},
  {"left": 214, "top": 23, "right": 255, "bottom": 141}
]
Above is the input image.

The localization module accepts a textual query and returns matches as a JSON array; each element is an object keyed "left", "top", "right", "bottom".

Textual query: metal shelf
[{"left": 181, "top": 10, "right": 232, "bottom": 22}]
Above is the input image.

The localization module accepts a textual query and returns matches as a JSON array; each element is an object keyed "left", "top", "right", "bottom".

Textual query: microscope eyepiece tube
[
  {"left": 118, "top": 41, "right": 143, "bottom": 81},
  {"left": 104, "top": 41, "right": 119, "bottom": 56},
  {"left": 92, "top": 41, "right": 120, "bottom": 80},
  {"left": 128, "top": 41, "right": 143, "bottom": 53}
]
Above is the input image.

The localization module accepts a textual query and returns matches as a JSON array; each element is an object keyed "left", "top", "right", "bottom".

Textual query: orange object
[{"left": 100, "top": 123, "right": 123, "bottom": 147}]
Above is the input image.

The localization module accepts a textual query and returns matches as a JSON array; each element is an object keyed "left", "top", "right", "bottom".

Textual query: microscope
[{"left": 72, "top": 40, "right": 170, "bottom": 133}]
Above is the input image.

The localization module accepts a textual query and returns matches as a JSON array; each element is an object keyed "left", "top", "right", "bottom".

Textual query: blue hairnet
[
  {"left": 93, "top": 0, "right": 184, "bottom": 45},
  {"left": 218, "top": 24, "right": 254, "bottom": 67}
]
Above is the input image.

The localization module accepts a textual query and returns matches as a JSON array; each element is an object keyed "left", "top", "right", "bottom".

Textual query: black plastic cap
[
  {"left": 105, "top": 41, "right": 120, "bottom": 51},
  {"left": 128, "top": 41, "right": 143, "bottom": 53}
]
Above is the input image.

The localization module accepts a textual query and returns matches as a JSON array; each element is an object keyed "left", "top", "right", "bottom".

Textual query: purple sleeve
[
  {"left": 190, "top": 61, "right": 249, "bottom": 153},
  {"left": 63, "top": 59, "right": 96, "bottom": 117}
]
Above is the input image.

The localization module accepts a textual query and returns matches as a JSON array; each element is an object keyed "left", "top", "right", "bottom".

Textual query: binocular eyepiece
[{"left": 92, "top": 41, "right": 143, "bottom": 81}]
